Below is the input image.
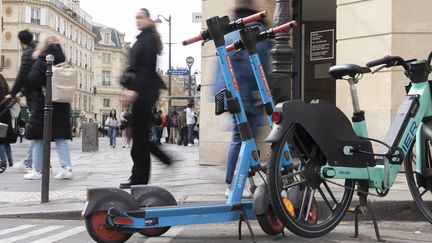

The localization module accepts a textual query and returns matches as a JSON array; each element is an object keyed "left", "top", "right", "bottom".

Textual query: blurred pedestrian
[
  {"left": 168, "top": 111, "right": 179, "bottom": 144},
  {"left": 158, "top": 110, "right": 167, "bottom": 143},
  {"left": 6, "top": 30, "right": 38, "bottom": 171},
  {"left": 119, "top": 8, "right": 171, "bottom": 189},
  {"left": 106, "top": 109, "right": 120, "bottom": 148},
  {"left": 0, "top": 75, "right": 18, "bottom": 168},
  {"left": 151, "top": 107, "right": 162, "bottom": 144},
  {"left": 186, "top": 103, "right": 195, "bottom": 146},
  {"left": 177, "top": 111, "right": 188, "bottom": 146},
  {"left": 24, "top": 36, "right": 73, "bottom": 180},
  {"left": 120, "top": 110, "right": 131, "bottom": 148},
  {"left": 213, "top": 0, "right": 270, "bottom": 197}
]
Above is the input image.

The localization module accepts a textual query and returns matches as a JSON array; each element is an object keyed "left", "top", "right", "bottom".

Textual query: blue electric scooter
[{"left": 83, "top": 12, "right": 293, "bottom": 243}]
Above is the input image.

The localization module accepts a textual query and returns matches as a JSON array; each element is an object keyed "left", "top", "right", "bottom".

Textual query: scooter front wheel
[
  {"left": 85, "top": 211, "right": 133, "bottom": 243},
  {"left": 267, "top": 125, "right": 354, "bottom": 238}
]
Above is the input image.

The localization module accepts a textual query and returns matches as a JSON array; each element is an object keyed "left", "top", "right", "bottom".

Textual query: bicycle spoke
[
  {"left": 304, "top": 188, "right": 316, "bottom": 222},
  {"left": 323, "top": 181, "right": 339, "bottom": 205},
  {"left": 317, "top": 187, "right": 334, "bottom": 211},
  {"left": 282, "top": 179, "right": 305, "bottom": 190},
  {"left": 297, "top": 186, "right": 309, "bottom": 220}
]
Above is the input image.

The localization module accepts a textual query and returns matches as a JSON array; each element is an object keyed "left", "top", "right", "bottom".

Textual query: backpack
[
  {"left": 171, "top": 115, "right": 178, "bottom": 127},
  {"left": 153, "top": 113, "right": 162, "bottom": 126},
  {"left": 52, "top": 62, "right": 77, "bottom": 103}
]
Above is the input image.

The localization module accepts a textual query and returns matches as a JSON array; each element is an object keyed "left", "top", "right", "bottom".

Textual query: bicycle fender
[
  {"left": 265, "top": 103, "right": 285, "bottom": 143},
  {"left": 82, "top": 187, "right": 139, "bottom": 217},
  {"left": 253, "top": 184, "right": 270, "bottom": 215}
]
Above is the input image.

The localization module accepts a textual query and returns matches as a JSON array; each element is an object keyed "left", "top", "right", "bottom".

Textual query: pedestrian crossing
[
  {"left": 0, "top": 224, "right": 85, "bottom": 243},
  {"left": 0, "top": 223, "right": 185, "bottom": 243}
]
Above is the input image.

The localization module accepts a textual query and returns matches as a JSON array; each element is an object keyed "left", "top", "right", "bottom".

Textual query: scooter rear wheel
[
  {"left": 256, "top": 206, "right": 284, "bottom": 235},
  {"left": 137, "top": 189, "right": 178, "bottom": 237},
  {"left": 85, "top": 210, "right": 132, "bottom": 243}
]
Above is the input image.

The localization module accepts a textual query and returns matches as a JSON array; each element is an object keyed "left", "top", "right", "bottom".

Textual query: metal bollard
[{"left": 41, "top": 54, "right": 54, "bottom": 203}]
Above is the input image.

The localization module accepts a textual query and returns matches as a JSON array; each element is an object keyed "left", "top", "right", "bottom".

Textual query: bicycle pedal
[{"left": 348, "top": 207, "right": 355, "bottom": 213}]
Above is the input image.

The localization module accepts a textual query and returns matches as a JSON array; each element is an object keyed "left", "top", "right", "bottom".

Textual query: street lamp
[{"left": 155, "top": 14, "right": 172, "bottom": 113}]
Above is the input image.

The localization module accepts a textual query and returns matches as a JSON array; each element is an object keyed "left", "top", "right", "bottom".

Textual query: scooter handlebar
[
  {"left": 225, "top": 20, "right": 297, "bottom": 52},
  {"left": 182, "top": 33, "right": 204, "bottom": 46},
  {"left": 183, "top": 11, "right": 268, "bottom": 46},
  {"left": 241, "top": 10, "right": 268, "bottom": 25},
  {"left": 272, "top": 21, "right": 297, "bottom": 34}
]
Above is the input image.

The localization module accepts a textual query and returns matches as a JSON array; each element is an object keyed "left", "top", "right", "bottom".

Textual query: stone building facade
[
  {"left": 92, "top": 24, "right": 128, "bottom": 126},
  {"left": 1, "top": 0, "right": 95, "bottom": 127}
]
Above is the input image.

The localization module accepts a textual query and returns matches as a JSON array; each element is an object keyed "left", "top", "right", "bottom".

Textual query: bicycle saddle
[{"left": 328, "top": 64, "right": 371, "bottom": 79}]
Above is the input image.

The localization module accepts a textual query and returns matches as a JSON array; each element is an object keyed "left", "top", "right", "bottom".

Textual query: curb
[{"left": 0, "top": 200, "right": 426, "bottom": 222}]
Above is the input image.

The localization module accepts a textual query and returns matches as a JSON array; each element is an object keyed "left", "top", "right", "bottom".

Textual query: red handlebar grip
[
  {"left": 242, "top": 10, "right": 268, "bottom": 25},
  {"left": 273, "top": 21, "right": 297, "bottom": 34},
  {"left": 182, "top": 34, "right": 204, "bottom": 46},
  {"left": 226, "top": 44, "right": 236, "bottom": 52}
]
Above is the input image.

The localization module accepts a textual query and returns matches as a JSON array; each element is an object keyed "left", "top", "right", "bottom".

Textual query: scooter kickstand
[
  {"left": 238, "top": 211, "right": 256, "bottom": 243},
  {"left": 352, "top": 202, "right": 385, "bottom": 242}
]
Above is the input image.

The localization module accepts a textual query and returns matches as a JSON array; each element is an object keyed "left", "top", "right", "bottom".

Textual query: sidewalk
[{"left": 0, "top": 138, "right": 424, "bottom": 221}]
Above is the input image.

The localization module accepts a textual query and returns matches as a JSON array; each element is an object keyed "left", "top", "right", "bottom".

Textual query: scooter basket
[
  {"left": 0, "top": 122, "right": 8, "bottom": 138},
  {"left": 215, "top": 89, "right": 228, "bottom": 115}
]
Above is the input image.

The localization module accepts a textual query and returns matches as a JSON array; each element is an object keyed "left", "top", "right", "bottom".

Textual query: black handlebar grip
[{"left": 366, "top": 55, "right": 393, "bottom": 67}]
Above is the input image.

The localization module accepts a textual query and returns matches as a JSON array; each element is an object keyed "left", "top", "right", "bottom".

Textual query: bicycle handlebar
[
  {"left": 182, "top": 10, "right": 268, "bottom": 46},
  {"left": 366, "top": 55, "right": 409, "bottom": 70},
  {"left": 226, "top": 21, "right": 297, "bottom": 52}
]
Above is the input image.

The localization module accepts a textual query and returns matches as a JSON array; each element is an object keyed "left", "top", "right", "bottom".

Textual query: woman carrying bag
[{"left": 119, "top": 8, "right": 172, "bottom": 189}]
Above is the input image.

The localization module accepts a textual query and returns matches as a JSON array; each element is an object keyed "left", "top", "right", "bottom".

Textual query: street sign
[
  {"left": 192, "top": 12, "right": 202, "bottom": 23},
  {"left": 167, "top": 69, "right": 189, "bottom": 76},
  {"left": 186, "top": 56, "right": 194, "bottom": 69}
]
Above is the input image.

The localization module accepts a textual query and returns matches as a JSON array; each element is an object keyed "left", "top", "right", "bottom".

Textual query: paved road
[{"left": 0, "top": 218, "right": 430, "bottom": 243}]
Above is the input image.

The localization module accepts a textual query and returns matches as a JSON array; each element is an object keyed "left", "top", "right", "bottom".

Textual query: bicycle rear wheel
[
  {"left": 406, "top": 139, "right": 432, "bottom": 223},
  {"left": 267, "top": 125, "right": 355, "bottom": 238}
]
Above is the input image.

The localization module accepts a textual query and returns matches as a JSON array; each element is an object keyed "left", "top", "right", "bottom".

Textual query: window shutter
[
  {"left": 40, "top": 8, "right": 46, "bottom": 25},
  {"left": 25, "top": 7, "right": 31, "bottom": 23}
]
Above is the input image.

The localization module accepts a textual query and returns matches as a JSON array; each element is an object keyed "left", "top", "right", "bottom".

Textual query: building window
[
  {"left": 102, "top": 71, "right": 111, "bottom": 86},
  {"left": 31, "top": 8, "right": 41, "bottom": 25},
  {"left": 103, "top": 99, "right": 110, "bottom": 108},
  {"left": 102, "top": 53, "right": 111, "bottom": 64},
  {"left": 103, "top": 32, "right": 110, "bottom": 44},
  {"left": 33, "top": 33, "right": 40, "bottom": 41}
]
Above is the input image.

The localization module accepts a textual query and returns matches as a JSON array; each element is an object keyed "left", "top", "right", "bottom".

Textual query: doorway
[{"left": 292, "top": 0, "right": 337, "bottom": 104}]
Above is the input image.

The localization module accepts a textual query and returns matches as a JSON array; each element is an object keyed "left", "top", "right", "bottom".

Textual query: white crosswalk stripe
[
  {"left": 30, "top": 226, "right": 86, "bottom": 243},
  {"left": 1, "top": 225, "right": 63, "bottom": 243},
  {"left": 0, "top": 225, "right": 35, "bottom": 236}
]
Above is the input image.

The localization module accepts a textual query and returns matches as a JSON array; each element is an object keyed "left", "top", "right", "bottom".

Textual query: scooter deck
[{"left": 120, "top": 201, "right": 255, "bottom": 229}]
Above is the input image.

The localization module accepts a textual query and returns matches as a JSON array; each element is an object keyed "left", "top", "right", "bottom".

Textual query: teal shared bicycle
[{"left": 266, "top": 52, "right": 432, "bottom": 241}]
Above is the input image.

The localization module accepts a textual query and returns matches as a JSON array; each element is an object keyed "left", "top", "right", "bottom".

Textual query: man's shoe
[{"left": 8, "top": 160, "right": 13, "bottom": 167}]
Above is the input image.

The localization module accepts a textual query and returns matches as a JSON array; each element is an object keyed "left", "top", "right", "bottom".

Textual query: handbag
[
  {"left": 120, "top": 66, "right": 136, "bottom": 88},
  {"left": 52, "top": 62, "right": 77, "bottom": 103}
]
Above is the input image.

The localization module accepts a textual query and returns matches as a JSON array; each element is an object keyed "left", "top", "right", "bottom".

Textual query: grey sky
[{"left": 79, "top": 0, "right": 202, "bottom": 72}]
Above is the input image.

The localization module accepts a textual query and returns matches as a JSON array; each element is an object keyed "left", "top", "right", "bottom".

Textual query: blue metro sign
[{"left": 167, "top": 69, "right": 190, "bottom": 76}]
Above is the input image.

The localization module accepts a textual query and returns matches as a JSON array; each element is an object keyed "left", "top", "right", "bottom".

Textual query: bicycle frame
[{"left": 320, "top": 79, "right": 432, "bottom": 191}]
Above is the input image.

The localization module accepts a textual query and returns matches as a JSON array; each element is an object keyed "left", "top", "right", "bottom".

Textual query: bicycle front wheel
[
  {"left": 406, "top": 139, "right": 432, "bottom": 223},
  {"left": 267, "top": 125, "right": 355, "bottom": 238}
]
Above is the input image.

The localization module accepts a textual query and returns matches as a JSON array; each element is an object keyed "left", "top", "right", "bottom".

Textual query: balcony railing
[{"left": 41, "top": 0, "right": 92, "bottom": 31}]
